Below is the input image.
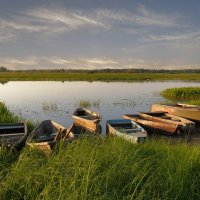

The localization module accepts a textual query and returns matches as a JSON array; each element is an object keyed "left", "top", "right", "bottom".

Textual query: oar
[
  {"left": 54, "top": 128, "right": 62, "bottom": 142},
  {"left": 64, "top": 124, "right": 74, "bottom": 140}
]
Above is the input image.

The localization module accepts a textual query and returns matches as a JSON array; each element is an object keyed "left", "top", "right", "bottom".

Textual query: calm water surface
[{"left": 0, "top": 81, "right": 200, "bottom": 132}]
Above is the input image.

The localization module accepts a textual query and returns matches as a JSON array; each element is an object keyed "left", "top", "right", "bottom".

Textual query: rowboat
[
  {"left": 151, "top": 103, "right": 200, "bottom": 123},
  {"left": 72, "top": 108, "right": 101, "bottom": 133},
  {"left": 0, "top": 123, "right": 27, "bottom": 150},
  {"left": 27, "top": 120, "right": 74, "bottom": 152},
  {"left": 64, "top": 123, "right": 97, "bottom": 140},
  {"left": 140, "top": 112, "right": 195, "bottom": 134},
  {"left": 124, "top": 112, "right": 195, "bottom": 135},
  {"left": 106, "top": 119, "right": 147, "bottom": 143}
]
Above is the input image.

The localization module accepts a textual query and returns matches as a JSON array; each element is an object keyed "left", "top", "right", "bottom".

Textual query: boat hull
[
  {"left": 140, "top": 112, "right": 195, "bottom": 133},
  {"left": 124, "top": 114, "right": 179, "bottom": 135},
  {"left": 27, "top": 120, "right": 74, "bottom": 151},
  {"left": 151, "top": 104, "right": 200, "bottom": 122},
  {"left": 106, "top": 119, "right": 147, "bottom": 143},
  {"left": 0, "top": 123, "right": 27, "bottom": 150},
  {"left": 72, "top": 108, "right": 101, "bottom": 133},
  {"left": 73, "top": 117, "right": 101, "bottom": 133}
]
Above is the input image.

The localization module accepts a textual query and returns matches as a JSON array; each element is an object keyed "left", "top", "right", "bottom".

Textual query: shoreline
[{"left": 0, "top": 72, "right": 200, "bottom": 82}]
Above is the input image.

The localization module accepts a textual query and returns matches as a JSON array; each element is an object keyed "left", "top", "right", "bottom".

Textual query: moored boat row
[{"left": 0, "top": 103, "right": 199, "bottom": 151}]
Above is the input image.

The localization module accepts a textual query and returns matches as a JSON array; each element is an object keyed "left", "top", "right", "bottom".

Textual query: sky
[{"left": 0, "top": 0, "right": 200, "bottom": 70}]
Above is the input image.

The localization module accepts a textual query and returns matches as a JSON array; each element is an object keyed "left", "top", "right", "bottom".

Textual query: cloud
[
  {"left": 1, "top": 56, "right": 200, "bottom": 70},
  {"left": 46, "top": 57, "right": 155, "bottom": 69},
  {"left": 146, "top": 31, "right": 200, "bottom": 42},
  {"left": 0, "top": 29, "right": 16, "bottom": 43},
  {"left": 23, "top": 8, "right": 104, "bottom": 30},
  {"left": 0, "top": 57, "right": 38, "bottom": 69},
  {"left": 95, "top": 5, "right": 182, "bottom": 28},
  {"left": 0, "top": 7, "right": 106, "bottom": 43},
  {"left": 46, "top": 57, "right": 119, "bottom": 68},
  {"left": 82, "top": 58, "right": 118, "bottom": 65},
  {"left": 0, "top": 4, "right": 185, "bottom": 44},
  {"left": 44, "top": 57, "right": 76, "bottom": 65}
]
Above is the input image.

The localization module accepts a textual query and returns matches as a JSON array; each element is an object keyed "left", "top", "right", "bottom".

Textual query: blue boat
[{"left": 106, "top": 119, "right": 147, "bottom": 143}]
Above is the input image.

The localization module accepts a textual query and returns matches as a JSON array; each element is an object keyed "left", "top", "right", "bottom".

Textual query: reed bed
[
  {"left": 161, "top": 87, "right": 200, "bottom": 105},
  {"left": 42, "top": 102, "right": 58, "bottom": 112},
  {"left": 112, "top": 99, "right": 136, "bottom": 108},
  {"left": 78, "top": 99, "right": 100, "bottom": 109}
]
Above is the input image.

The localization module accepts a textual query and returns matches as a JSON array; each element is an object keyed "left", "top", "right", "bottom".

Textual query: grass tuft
[
  {"left": 78, "top": 99, "right": 100, "bottom": 109},
  {"left": 161, "top": 87, "right": 200, "bottom": 105}
]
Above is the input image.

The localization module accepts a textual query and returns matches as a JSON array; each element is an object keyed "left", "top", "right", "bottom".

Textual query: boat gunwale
[{"left": 139, "top": 112, "right": 195, "bottom": 126}]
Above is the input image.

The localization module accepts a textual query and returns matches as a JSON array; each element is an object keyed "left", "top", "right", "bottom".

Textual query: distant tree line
[
  {"left": 0, "top": 66, "right": 8, "bottom": 72},
  {"left": 0, "top": 66, "right": 200, "bottom": 73}
]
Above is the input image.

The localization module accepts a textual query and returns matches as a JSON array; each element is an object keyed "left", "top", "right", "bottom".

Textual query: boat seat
[
  {"left": 122, "top": 128, "right": 142, "bottom": 133},
  {"left": 79, "top": 115, "right": 96, "bottom": 119}
]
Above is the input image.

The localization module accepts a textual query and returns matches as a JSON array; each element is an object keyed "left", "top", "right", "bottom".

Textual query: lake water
[{"left": 0, "top": 81, "right": 200, "bottom": 132}]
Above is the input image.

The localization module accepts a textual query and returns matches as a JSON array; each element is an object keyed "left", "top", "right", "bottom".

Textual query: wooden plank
[{"left": 0, "top": 133, "right": 25, "bottom": 137}]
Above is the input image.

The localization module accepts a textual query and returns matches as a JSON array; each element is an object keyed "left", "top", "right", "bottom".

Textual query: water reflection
[
  {"left": 0, "top": 81, "right": 200, "bottom": 132},
  {"left": 0, "top": 81, "right": 8, "bottom": 85}
]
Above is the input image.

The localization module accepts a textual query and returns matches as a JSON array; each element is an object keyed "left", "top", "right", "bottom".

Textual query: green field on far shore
[{"left": 0, "top": 72, "right": 200, "bottom": 82}]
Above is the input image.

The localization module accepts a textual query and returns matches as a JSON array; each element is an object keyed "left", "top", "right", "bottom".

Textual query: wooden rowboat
[
  {"left": 124, "top": 112, "right": 195, "bottom": 135},
  {"left": 72, "top": 108, "right": 101, "bottom": 133},
  {"left": 106, "top": 119, "right": 147, "bottom": 143},
  {"left": 124, "top": 114, "right": 178, "bottom": 135},
  {"left": 151, "top": 103, "right": 200, "bottom": 123},
  {"left": 140, "top": 112, "right": 195, "bottom": 134},
  {"left": 27, "top": 120, "right": 74, "bottom": 152},
  {"left": 64, "top": 123, "right": 97, "bottom": 140},
  {"left": 0, "top": 123, "right": 27, "bottom": 150}
]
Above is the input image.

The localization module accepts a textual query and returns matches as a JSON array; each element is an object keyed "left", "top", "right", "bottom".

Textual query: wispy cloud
[
  {"left": 0, "top": 4, "right": 185, "bottom": 44},
  {"left": 46, "top": 57, "right": 119, "bottom": 68},
  {"left": 23, "top": 8, "right": 104, "bottom": 30},
  {"left": 96, "top": 5, "right": 182, "bottom": 28},
  {"left": 1, "top": 56, "right": 200, "bottom": 70},
  {"left": 0, "top": 8, "right": 105, "bottom": 43},
  {"left": 82, "top": 58, "right": 118, "bottom": 65},
  {"left": 0, "top": 57, "right": 38, "bottom": 68},
  {"left": 0, "top": 29, "right": 16, "bottom": 43},
  {"left": 45, "top": 57, "right": 76, "bottom": 65},
  {"left": 146, "top": 31, "right": 200, "bottom": 42}
]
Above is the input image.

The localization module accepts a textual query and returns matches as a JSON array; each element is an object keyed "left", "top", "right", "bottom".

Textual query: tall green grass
[
  {"left": 0, "top": 102, "right": 35, "bottom": 175},
  {"left": 0, "top": 138, "right": 200, "bottom": 200},
  {"left": 0, "top": 102, "right": 35, "bottom": 132},
  {"left": 161, "top": 87, "right": 200, "bottom": 105}
]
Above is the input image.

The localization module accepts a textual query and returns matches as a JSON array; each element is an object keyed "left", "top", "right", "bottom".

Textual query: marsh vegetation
[
  {"left": 0, "top": 72, "right": 200, "bottom": 82},
  {"left": 42, "top": 102, "right": 58, "bottom": 112},
  {"left": 161, "top": 87, "right": 200, "bottom": 105},
  {"left": 77, "top": 99, "right": 101, "bottom": 109}
]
